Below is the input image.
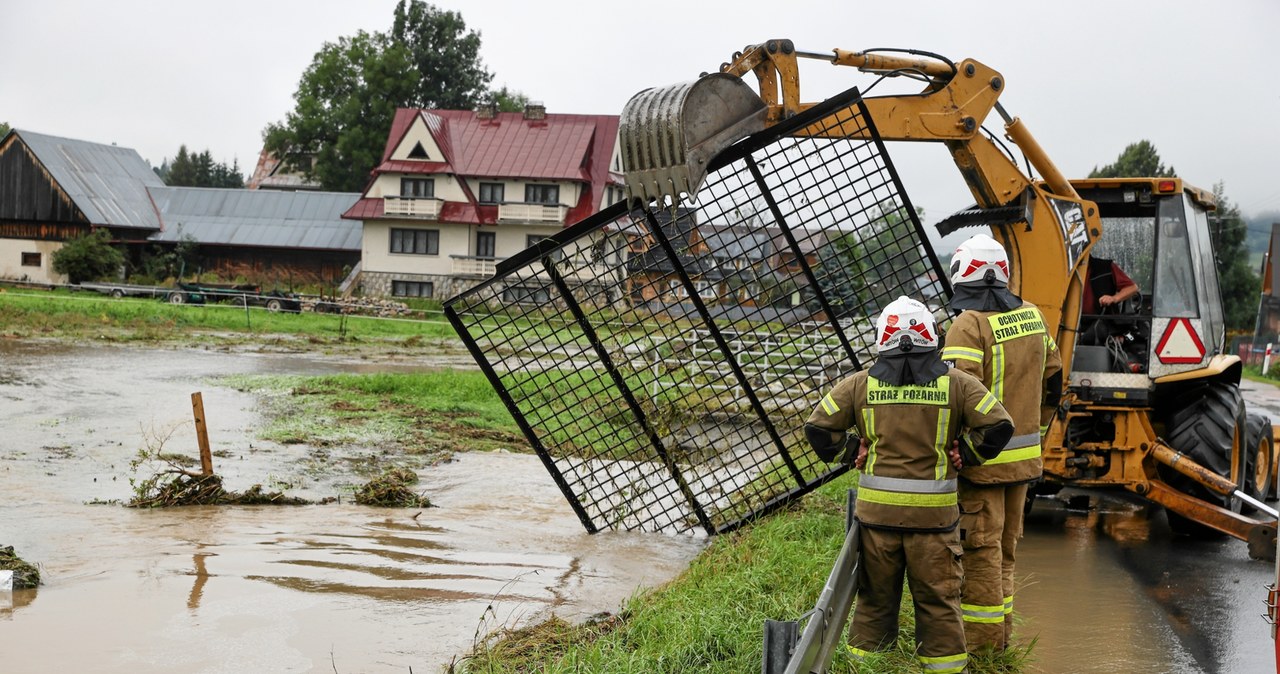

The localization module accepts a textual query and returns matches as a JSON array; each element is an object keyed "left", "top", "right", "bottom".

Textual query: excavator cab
[{"left": 1065, "top": 179, "right": 1224, "bottom": 406}]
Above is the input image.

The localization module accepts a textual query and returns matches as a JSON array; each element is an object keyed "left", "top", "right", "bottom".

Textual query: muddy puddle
[
  {"left": 0, "top": 341, "right": 705, "bottom": 673},
  {"left": 1, "top": 341, "right": 1276, "bottom": 673}
]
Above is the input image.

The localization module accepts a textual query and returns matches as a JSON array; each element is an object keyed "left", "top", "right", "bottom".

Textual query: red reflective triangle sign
[{"left": 1155, "top": 318, "right": 1206, "bottom": 364}]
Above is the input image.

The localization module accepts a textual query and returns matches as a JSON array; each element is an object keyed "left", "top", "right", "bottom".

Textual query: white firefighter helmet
[
  {"left": 875, "top": 296, "right": 938, "bottom": 353},
  {"left": 949, "top": 233, "right": 1010, "bottom": 286}
]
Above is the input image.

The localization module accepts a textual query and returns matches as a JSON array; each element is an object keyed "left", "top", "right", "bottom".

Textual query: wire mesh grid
[{"left": 445, "top": 86, "right": 951, "bottom": 535}]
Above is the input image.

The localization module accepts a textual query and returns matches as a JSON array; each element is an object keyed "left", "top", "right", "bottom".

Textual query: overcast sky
[{"left": 4, "top": 0, "right": 1279, "bottom": 227}]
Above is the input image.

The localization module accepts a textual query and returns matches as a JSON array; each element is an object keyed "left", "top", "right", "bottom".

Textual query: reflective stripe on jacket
[
  {"left": 941, "top": 301, "right": 1063, "bottom": 485},
  {"left": 807, "top": 369, "right": 1012, "bottom": 530}
]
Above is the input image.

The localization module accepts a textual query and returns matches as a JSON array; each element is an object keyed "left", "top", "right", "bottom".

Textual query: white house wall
[
  {"left": 369, "top": 172, "right": 468, "bottom": 202},
  {"left": 0, "top": 239, "right": 65, "bottom": 284},
  {"left": 363, "top": 220, "right": 468, "bottom": 276}
]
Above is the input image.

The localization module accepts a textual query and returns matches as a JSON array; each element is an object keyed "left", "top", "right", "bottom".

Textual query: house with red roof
[{"left": 342, "top": 103, "right": 626, "bottom": 299}]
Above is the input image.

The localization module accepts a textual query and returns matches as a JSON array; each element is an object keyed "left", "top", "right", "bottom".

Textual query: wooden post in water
[{"left": 191, "top": 392, "right": 214, "bottom": 476}]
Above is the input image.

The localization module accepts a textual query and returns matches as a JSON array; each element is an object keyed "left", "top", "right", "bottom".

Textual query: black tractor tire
[
  {"left": 110, "top": 288, "right": 125, "bottom": 299},
  {"left": 231, "top": 295, "right": 248, "bottom": 307},
  {"left": 1246, "top": 412, "right": 1276, "bottom": 501},
  {"left": 265, "top": 299, "right": 283, "bottom": 313},
  {"left": 1160, "top": 380, "right": 1249, "bottom": 536},
  {"left": 167, "top": 292, "right": 187, "bottom": 305}
]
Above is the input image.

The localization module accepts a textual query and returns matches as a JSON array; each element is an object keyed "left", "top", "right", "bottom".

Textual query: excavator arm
[{"left": 620, "top": 39, "right": 1099, "bottom": 369}]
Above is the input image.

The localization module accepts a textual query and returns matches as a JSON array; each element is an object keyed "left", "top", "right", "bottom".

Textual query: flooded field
[
  {"left": 1, "top": 340, "right": 1276, "bottom": 673},
  {"left": 0, "top": 341, "right": 705, "bottom": 673}
]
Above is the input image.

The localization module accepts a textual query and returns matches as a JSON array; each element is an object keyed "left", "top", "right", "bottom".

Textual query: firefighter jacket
[
  {"left": 941, "top": 301, "right": 1063, "bottom": 485},
  {"left": 807, "top": 369, "right": 1013, "bottom": 531}
]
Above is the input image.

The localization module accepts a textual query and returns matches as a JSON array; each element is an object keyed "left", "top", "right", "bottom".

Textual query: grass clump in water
[
  {"left": 0, "top": 546, "right": 41, "bottom": 588},
  {"left": 353, "top": 466, "right": 432, "bottom": 507}
]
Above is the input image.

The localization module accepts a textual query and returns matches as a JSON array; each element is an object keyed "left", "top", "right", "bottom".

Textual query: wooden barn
[
  {"left": 0, "top": 129, "right": 162, "bottom": 283},
  {"left": 0, "top": 128, "right": 359, "bottom": 286}
]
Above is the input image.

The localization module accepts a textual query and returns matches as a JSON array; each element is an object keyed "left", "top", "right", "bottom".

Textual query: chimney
[
  {"left": 523, "top": 102, "right": 546, "bottom": 121},
  {"left": 476, "top": 102, "right": 498, "bottom": 120}
]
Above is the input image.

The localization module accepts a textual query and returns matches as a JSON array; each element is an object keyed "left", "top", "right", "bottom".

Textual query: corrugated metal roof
[
  {"left": 150, "top": 186, "right": 362, "bottom": 251},
  {"left": 18, "top": 129, "right": 164, "bottom": 229}
]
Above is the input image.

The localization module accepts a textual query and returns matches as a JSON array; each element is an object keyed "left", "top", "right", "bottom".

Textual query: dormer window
[{"left": 401, "top": 177, "right": 435, "bottom": 198}]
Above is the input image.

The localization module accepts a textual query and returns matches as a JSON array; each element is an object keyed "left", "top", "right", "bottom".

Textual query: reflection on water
[{"left": 1018, "top": 492, "right": 1272, "bottom": 674}]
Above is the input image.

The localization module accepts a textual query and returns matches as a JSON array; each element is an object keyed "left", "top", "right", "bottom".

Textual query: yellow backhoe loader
[
  {"left": 612, "top": 39, "right": 1279, "bottom": 673},
  {"left": 619, "top": 38, "right": 1277, "bottom": 548}
]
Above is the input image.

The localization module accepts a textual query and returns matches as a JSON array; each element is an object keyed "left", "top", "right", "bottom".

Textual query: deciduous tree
[
  {"left": 53, "top": 229, "right": 125, "bottom": 284},
  {"left": 264, "top": 1, "right": 521, "bottom": 192},
  {"left": 390, "top": 0, "right": 492, "bottom": 109},
  {"left": 1209, "top": 184, "right": 1260, "bottom": 329},
  {"left": 1088, "top": 140, "right": 1175, "bottom": 178}
]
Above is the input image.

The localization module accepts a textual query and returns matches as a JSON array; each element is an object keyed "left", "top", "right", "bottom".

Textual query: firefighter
[
  {"left": 940, "top": 233, "right": 1063, "bottom": 652},
  {"left": 806, "top": 296, "right": 1013, "bottom": 674}
]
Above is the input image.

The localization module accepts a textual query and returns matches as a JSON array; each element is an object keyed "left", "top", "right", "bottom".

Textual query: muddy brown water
[
  {"left": 0, "top": 341, "right": 705, "bottom": 673},
  {"left": 1, "top": 341, "right": 1276, "bottom": 673}
]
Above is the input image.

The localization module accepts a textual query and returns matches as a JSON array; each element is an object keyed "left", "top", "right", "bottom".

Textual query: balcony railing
[
  {"left": 384, "top": 196, "right": 442, "bottom": 219},
  {"left": 451, "top": 255, "right": 500, "bottom": 277},
  {"left": 498, "top": 203, "right": 568, "bottom": 224}
]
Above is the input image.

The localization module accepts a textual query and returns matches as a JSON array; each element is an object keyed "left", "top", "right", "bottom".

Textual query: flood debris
[
  {"left": 126, "top": 469, "right": 320, "bottom": 507},
  {"left": 353, "top": 466, "right": 432, "bottom": 507},
  {"left": 0, "top": 546, "right": 40, "bottom": 588}
]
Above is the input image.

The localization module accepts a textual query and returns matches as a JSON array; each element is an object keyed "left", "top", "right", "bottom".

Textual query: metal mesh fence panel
[{"left": 445, "top": 86, "right": 951, "bottom": 535}]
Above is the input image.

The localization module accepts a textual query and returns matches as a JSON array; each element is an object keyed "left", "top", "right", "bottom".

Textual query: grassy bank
[
  {"left": 220, "top": 370, "right": 525, "bottom": 457},
  {"left": 455, "top": 473, "right": 1032, "bottom": 674},
  {"left": 0, "top": 287, "right": 457, "bottom": 345}
]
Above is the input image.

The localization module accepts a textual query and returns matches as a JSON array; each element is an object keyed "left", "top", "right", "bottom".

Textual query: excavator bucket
[{"left": 619, "top": 73, "right": 767, "bottom": 204}]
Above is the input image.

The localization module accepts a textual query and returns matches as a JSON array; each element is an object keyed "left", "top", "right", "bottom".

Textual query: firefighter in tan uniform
[
  {"left": 940, "top": 234, "right": 1063, "bottom": 652},
  {"left": 806, "top": 296, "right": 1013, "bottom": 674}
]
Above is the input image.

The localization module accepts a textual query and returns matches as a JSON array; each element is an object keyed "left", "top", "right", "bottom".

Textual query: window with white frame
[
  {"left": 400, "top": 177, "right": 435, "bottom": 198},
  {"left": 479, "top": 183, "right": 504, "bottom": 204},
  {"left": 390, "top": 228, "right": 439, "bottom": 255},
  {"left": 525, "top": 184, "right": 559, "bottom": 205},
  {"left": 392, "top": 280, "right": 434, "bottom": 298}
]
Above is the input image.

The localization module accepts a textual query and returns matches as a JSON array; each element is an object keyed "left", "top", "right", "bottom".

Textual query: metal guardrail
[{"left": 444, "top": 85, "right": 950, "bottom": 535}]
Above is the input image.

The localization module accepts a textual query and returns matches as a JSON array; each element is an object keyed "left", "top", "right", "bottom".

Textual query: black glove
[
  {"left": 805, "top": 423, "right": 849, "bottom": 463},
  {"left": 960, "top": 420, "right": 1013, "bottom": 466}
]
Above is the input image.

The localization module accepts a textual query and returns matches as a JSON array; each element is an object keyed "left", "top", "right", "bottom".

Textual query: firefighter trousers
[
  {"left": 848, "top": 525, "right": 967, "bottom": 672},
  {"left": 957, "top": 481, "right": 1029, "bottom": 651}
]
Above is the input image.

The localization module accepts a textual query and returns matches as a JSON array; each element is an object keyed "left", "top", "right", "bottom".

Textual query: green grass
[
  {"left": 0, "top": 287, "right": 457, "bottom": 343},
  {"left": 219, "top": 370, "right": 524, "bottom": 455},
  {"left": 454, "top": 473, "right": 1032, "bottom": 674},
  {"left": 1242, "top": 363, "right": 1280, "bottom": 387}
]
